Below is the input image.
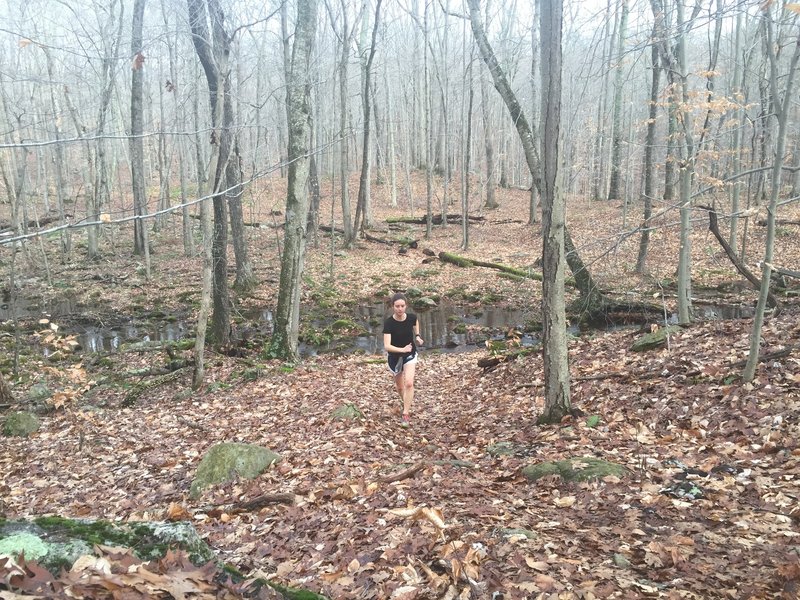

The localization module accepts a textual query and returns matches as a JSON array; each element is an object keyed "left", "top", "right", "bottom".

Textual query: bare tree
[
  {"left": 744, "top": 10, "right": 800, "bottom": 381},
  {"left": 187, "top": 0, "right": 234, "bottom": 345},
  {"left": 635, "top": 22, "right": 661, "bottom": 274},
  {"left": 607, "top": 0, "right": 628, "bottom": 202},
  {"left": 269, "top": 0, "right": 319, "bottom": 360},
  {"left": 130, "top": 0, "right": 148, "bottom": 257},
  {"left": 467, "top": 0, "right": 571, "bottom": 421},
  {"left": 352, "top": 0, "right": 383, "bottom": 238},
  {"left": 538, "top": 0, "right": 570, "bottom": 423}
]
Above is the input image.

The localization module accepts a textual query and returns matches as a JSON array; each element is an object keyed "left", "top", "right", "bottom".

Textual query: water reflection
[{"left": 10, "top": 296, "right": 758, "bottom": 357}]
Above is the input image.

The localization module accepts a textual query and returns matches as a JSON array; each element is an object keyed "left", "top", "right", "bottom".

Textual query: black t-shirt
[{"left": 383, "top": 313, "right": 417, "bottom": 354}]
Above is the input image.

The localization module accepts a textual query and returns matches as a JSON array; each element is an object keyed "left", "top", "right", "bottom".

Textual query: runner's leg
[{"left": 402, "top": 361, "right": 415, "bottom": 417}]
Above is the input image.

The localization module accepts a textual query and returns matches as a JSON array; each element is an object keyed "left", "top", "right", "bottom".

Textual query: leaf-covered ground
[{"left": 1, "top": 180, "right": 800, "bottom": 598}]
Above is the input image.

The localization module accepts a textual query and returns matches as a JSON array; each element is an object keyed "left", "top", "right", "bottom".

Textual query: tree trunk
[
  {"left": 338, "top": 3, "right": 354, "bottom": 246},
  {"left": 353, "top": 0, "right": 382, "bottom": 237},
  {"left": 607, "top": 0, "right": 628, "bottom": 202},
  {"left": 635, "top": 31, "right": 661, "bottom": 274},
  {"left": 480, "top": 65, "right": 498, "bottom": 209},
  {"left": 729, "top": 10, "right": 744, "bottom": 255},
  {"left": 423, "top": 3, "right": 433, "bottom": 240},
  {"left": 744, "top": 17, "right": 799, "bottom": 381},
  {"left": 187, "top": 0, "right": 233, "bottom": 346},
  {"left": 269, "top": 0, "right": 319, "bottom": 361},
  {"left": 461, "top": 39, "right": 474, "bottom": 251},
  {"left": 538, "top": 0, "right": 570, "bottom": 423},
  {"left": 529, "top": 3, "right": 540, "bottom": 224},
  {"left": 468, "top": 0, "right": 571, "bottom": 421},
  {"left": 130, "top": 0, "right": 147, "bottom": 256}
]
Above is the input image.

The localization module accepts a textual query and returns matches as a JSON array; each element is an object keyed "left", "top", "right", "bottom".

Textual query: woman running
[{"left": 383, "top": 293, "right": 423, "bottom": 426}]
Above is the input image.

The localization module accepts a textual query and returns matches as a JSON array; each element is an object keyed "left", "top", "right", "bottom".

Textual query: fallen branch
[
  {"left": 730, "top": 346, "right": 794, "bottom": 368},
  {"left": 699, "top": 205, "right": 780, "bottom": 311},
  {"left": 379, "top": 461, "right": 428, "bottom": 483},
  {"left": 574, "top": 372, "right": 627, "bottom": 382}
]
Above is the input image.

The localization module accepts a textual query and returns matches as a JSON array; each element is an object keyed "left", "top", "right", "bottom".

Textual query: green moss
[
  {"left": 330, "top": 319, "right": 356, "bottom": 331},
  {"left": 23, "top": 518, "right": 215, "bottom": 567},
  {"left": 452, "top": 323, "right": 467, "bottom": 334}
]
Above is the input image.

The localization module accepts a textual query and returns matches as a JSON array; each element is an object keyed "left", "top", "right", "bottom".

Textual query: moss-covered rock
[
  {"left": 630, "top": 325, "right": 682, "bottom": 352},
  {"left": 27, "top": 383, "right": 52, "bottom": 401},
  {"left": 412, "top": 296, "right": 437, "bottom": 310},
  {"left": 2, "top": 411, "right": 40, "bottom": 437},
  {"left": 331, "top": 403, "right": 364, "bottom": 420},
  {"left": 190, "top": 442, "right": 281, "bottom": 499},
  {"left": 0, "top": 518, "right": 215, "bottom": 573},
  {"left": 522, "top": 457, "right": 629, "bottom": 482}
]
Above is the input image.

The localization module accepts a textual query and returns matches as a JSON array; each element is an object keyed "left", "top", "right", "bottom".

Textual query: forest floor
[{"left": 1, "top": 178, "right": 800, "bottom": 599}]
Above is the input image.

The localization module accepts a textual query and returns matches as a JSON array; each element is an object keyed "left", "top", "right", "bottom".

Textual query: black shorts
[{"left": 387, "top": 351, "right": 418, "bottom": 375}]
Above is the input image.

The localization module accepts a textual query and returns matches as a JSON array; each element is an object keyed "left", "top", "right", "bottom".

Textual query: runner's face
[{"left": 393, "top": 299, "right": 406, "bottom": 318}]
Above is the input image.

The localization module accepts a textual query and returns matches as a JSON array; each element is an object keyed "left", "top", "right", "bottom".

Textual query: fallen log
[
  {"left": 757, "top": 218, "right": 800, "bottom": 226},
  {"left": 318, "top": 224, "right": 413, "bottom": 246},
  {"left": 438, "top": 251, "right": 542, "bottom": 281},
  {"left": 477, "top": 348, "right": 537, "bottom": 370},
  {"left": 0, "top": 212, "right": 70, "bottom": 234},
  {"left": 386, "top": 214, "right": 485, "bottom": 225},
  {"left": 699, "top": 205, "right": 780, "bottom": 311}
]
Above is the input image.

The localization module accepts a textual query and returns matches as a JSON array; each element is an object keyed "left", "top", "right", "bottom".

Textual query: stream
[{"left": 1, "top": 296, "right": 755, "bottom": 357}]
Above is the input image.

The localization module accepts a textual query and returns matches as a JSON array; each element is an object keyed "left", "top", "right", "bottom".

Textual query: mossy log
[{"left": 438, "top": 251, "right": 543, "bottom": 281}]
